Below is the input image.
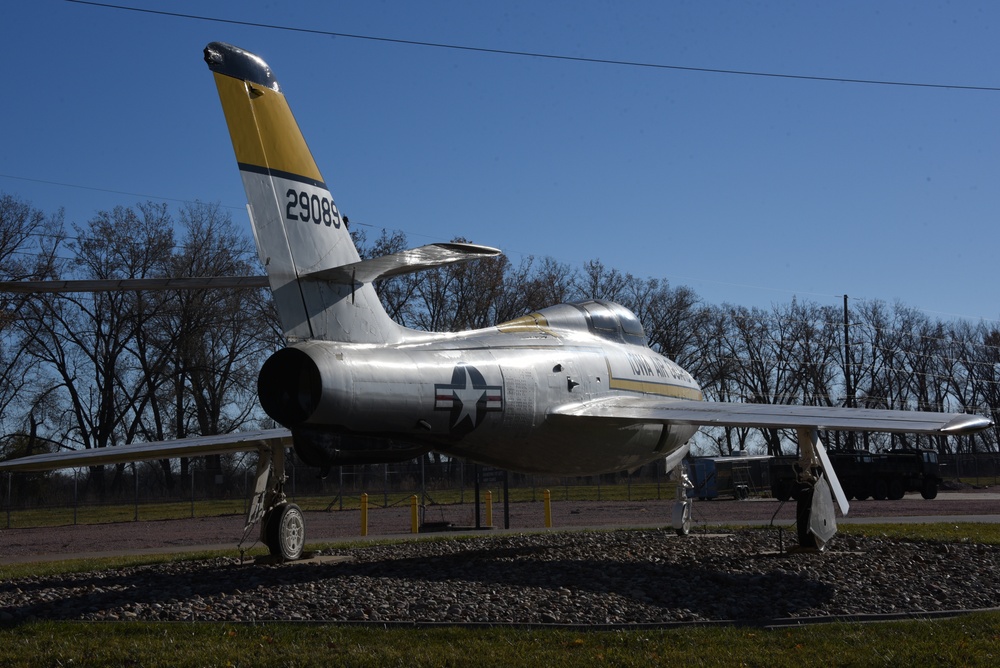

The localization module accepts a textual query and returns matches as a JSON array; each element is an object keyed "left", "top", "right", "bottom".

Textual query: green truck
[{"left": 770, "top": 447, "right": 941, "bottom": 502}]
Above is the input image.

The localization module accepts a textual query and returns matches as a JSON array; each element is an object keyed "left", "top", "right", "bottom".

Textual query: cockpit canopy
[{"left": 526, "top": 300, "right": 648, "bottom": 346}]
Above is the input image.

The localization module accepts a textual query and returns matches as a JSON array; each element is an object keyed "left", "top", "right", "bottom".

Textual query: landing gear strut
[
  {"left": 246, "top": 442, "right": 306, "bottom": 561},
  {"left": 671, "top": 460, "right": 694, "bottom": 536},
  {"left": 793, "top": 427, "right": 849, "bottom": 551}
]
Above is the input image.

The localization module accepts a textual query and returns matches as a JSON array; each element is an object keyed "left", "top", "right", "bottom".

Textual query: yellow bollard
[
  {"left": 485, "top": 490, "right": 493, "bottom": 528},
  {"left": 544, "top": 489, "right": 552, "bottom": 528},
  {"left": 411, "top": 494, "right": 419, "bottom": 533},
  {"left": 360, "top": 492, "right": 369, "bottom": 536}
]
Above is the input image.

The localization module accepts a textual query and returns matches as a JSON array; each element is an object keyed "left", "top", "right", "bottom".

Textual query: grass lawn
[{"left": 0, "top": 614, "right": 997, "bottom": 667}]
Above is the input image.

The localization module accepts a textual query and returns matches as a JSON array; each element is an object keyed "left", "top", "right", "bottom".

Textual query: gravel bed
[{"left": 2, "top": 528, "right": 998, "bottom": 625}]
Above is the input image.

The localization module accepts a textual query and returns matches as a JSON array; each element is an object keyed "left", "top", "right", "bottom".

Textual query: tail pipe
[{"left": 258, "top": 347, "right": 322, "bottom": 426}]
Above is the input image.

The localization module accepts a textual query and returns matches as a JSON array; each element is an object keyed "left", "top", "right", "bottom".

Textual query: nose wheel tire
[{"left": 264, "top": 502, "right": 305, "bottom": 561}]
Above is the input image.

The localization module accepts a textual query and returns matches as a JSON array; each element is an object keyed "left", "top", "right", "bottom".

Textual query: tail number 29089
[{"left": 285, "top": 189, "right": 341, "bottom": 228}]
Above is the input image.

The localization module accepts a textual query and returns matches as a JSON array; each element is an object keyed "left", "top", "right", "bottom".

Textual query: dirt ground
[{"left": 3, "top": 487, "right": 998, "bottom": 564}]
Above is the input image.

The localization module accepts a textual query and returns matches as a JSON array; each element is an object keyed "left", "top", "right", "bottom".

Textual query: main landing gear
[
  {"left": 246, "top": 443, "right": 306, "bottom": 561},
  {"left": 263, "top": 502, "right": 305, "bottom": 561},
  {"left": 671, "top": 460, "right": 694, "bottom": 536},
  {"left": 792, "top": 428, "right": 849, "bottom": 551}
]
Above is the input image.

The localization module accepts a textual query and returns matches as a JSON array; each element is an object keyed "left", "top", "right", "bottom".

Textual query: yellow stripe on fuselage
[
  {"left": 212, "top": 72, "right": 323, "bottom": 183},
  {"left": 608, "top": 376, "right": 704, "bottom": 401}
]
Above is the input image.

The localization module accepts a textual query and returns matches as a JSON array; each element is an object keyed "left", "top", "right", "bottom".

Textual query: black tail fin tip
[{"left": 204, "top": 42, "right": 282, "bottom": 93}]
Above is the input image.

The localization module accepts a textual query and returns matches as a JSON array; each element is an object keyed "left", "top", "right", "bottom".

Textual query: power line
[
  {"left": 0, "top": 172, "right": 244, "bottom": 212},
  {"left": 66, "top": 0, "right": 1000, "bottom": 93}
]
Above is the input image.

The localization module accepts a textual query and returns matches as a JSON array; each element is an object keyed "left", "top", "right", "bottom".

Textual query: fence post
[
  {"left": 360, "top": 492, "right": 369, "bottom": 536},
  {"left": 474, "top": 465, "right": 481, "bottom": 529},
  {"left": 410, "top": 494, "right": 419, "bottom": 533},
  {"left": 544, "top": 489, "right": 552, "bottom": 528},
  {"left": 485, "top": 490, "right": 493, "bottom": 528},
  {"left": 503, "top": 470, "right": 510, "bottom": 530}
]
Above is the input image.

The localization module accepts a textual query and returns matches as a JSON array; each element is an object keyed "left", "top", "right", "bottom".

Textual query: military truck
[{"left": 770, "top": 447, "right": 940, "bottom": 502}]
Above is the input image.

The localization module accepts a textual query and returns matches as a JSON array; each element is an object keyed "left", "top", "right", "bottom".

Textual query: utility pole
[
  {"left": 844, "top": 295, "right": 856, "bottom": 450},
  {"left": 843, "top": 295, "right": 853, "bottom": 408}
]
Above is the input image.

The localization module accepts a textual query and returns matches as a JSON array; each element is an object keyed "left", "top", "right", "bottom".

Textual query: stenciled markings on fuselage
[
  {"left": 623, "top": 351, "right": 690, "bottom": 383},
  {"left": 238, "top": 165, "right": 342, "bottom": 229},
  {"left": 606, "top": 350, "right": 703, "bottom": 399},
  {"left": 434, "top": 364, "right": 503, "bottom": 436},
  {"left": 284, "top": 187, "right": 341, "bottom": 228}
]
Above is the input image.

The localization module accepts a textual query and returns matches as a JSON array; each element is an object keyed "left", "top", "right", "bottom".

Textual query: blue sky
[{"left": 2, "top": 1, "right": 998, "bottom": 321}]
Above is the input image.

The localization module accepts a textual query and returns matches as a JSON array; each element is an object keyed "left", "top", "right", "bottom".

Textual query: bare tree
[
  {"left": 19, "top": 203, "right": 175, "bottom": 496},
  {"left": 356, "top": 228, "right": 424, "bottom": 326},
  {"left": 521, "top": 256, "right": 578, "bottom": 311},
  {"left": 723, "top": 304, "right": 805, "bottom": 454},
  {"left": 690, "top": 305, "right": 751, "bottom": 455},
  {"left": 159, "top": 202, "right": 280, "bottom": 492},
  {"left": 0, "top": 194, "right": 61, "bottom": 434},
  {"left": 576, "top": 259, "right": 630, "bottom": 303},
  {"left": 952, "top": 323, "right": 1000, "bottom": 453}
]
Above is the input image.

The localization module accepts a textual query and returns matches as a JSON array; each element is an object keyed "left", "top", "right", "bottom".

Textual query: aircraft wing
[
  {"left": 0, "top": 276, "right": 269, "bottom": 294},
  {"left": 0, "top": 429, "right": 291, "bottom": 472},
  {"left": 550, "top": 397, "right": 992, "bottom": 436}
]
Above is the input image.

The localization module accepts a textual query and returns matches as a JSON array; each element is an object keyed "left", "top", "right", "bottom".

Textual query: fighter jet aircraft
[{"left": 1, "top": 43, "right": 991, "bottom": 560}]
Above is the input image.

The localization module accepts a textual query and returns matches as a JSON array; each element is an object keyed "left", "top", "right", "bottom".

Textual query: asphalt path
[{"left": 1, "top": 490, "right": 997, "bottom": 565}]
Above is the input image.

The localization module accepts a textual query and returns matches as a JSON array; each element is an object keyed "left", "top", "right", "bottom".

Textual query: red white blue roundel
[{"left": 434, "top": 364, "right": 503, "bottom": 436}]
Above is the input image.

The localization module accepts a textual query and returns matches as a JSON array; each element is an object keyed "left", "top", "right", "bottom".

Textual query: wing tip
[{"left": 940, "top": 413, "right": 994, "bottom": 435}]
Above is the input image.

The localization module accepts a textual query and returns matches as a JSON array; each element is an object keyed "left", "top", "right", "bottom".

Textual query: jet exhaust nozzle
[{"left": 258, "top": 347, "right": 322, "bottom": 426}]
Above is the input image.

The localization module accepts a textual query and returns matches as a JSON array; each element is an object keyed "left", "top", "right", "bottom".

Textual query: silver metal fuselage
[{"left": 258, "top": 301, "right": 702, "bottom": 476}]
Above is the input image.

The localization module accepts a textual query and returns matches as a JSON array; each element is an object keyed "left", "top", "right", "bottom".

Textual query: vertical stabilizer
[{"left": 204, "top": 42, "right": 400, "bottom": 343}]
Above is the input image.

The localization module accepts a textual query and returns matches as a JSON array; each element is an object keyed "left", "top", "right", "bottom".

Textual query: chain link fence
[{"left": 2, "top": 456, "right": 675, "bottom": 530}]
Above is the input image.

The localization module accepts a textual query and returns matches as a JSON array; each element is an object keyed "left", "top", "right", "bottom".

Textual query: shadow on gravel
[
  {"left": 334, "top": 543, "right": 833, "bottom": 621},
  {"left": 1, "top": 540, "right": 833, "bottom": 623}
]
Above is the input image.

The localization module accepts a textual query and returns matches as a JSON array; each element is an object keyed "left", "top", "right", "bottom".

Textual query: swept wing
[
  {"left": 550, "top": 397, "right": 991, "bottom": 436},
  {"left": 0, "top": 429, "right": 291, "bottom": 472},
  {"left": 0, "top": 276, "right": 270, "bottom": 293}
]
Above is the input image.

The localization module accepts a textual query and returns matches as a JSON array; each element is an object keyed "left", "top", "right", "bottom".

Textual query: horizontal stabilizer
[
  {"left": 0, "top": 276, "right": 269, "bottom": 294},
  {"left": 302, "top": 242, "right": 503, "bottom": 285},
  {"left": 0, "top": 429, "right": 291, "bottom": 472},
  {"left": 550, "top": 397, "right": 993, "bottom": 435}
]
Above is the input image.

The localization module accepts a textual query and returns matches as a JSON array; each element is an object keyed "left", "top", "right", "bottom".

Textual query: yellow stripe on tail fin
[{"left": 204, "top": 42, "right": 400, "bottom": 343}]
